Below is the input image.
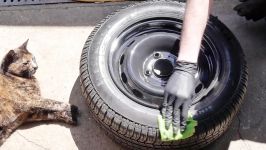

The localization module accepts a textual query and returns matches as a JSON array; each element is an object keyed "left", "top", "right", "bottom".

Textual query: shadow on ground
[{"left": 69, "top": 77, "right": 123, "bottom": 150}]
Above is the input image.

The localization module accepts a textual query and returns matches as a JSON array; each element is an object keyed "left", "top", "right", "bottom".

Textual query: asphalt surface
[{"left": 0, "top": 0, "right": 266, "bottom": 150}]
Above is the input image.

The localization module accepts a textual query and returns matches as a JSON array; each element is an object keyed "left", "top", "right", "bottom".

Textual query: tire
[{"left": 79, "top": 1, "right": 248, "bottom": 149}]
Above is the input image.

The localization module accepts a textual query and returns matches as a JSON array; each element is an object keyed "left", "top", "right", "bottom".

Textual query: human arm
[
  {"left": 162, "top": 0, "right": 213, "bottom": 134},
  {"left": 178, "top": 0, "right": 212, "bottom": 63}
]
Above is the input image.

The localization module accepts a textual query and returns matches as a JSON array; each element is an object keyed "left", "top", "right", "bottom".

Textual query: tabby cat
[{"left": 0, "top": 40, "right": 79, "bottom": 145}]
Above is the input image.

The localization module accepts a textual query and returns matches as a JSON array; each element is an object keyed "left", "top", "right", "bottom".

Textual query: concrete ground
[{"left": 0, "top": 0, "right": 265, "bottom": 149}]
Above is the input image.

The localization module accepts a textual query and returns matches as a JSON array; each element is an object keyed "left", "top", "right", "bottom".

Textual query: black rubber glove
[
  {"left": 161, "top": 61, "right": 197, "bottom": 134},
  {"left": 234, "top": 0, "right": 266, "bottom": 21}
]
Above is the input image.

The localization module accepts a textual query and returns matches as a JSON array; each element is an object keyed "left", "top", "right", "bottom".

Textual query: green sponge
[{"left": 157, "top": 114, "right": 198, "bottom": 141}]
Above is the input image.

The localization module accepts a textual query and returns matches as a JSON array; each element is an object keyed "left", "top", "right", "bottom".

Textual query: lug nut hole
[
  {"left": 145, "top": 70, "right": 151, "bottom": 76},
  {"left": 154, "top": 52, "right": 161, "bottom": 58}
]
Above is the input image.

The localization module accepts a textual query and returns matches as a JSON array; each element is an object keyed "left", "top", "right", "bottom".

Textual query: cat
[{"left": 0, "top": 40, "right": 79, "bottom": 145}]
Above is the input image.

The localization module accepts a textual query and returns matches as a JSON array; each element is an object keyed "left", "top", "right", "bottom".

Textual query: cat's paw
[{"left": 70, "top": 105, "right": 79, "bottom": 125}]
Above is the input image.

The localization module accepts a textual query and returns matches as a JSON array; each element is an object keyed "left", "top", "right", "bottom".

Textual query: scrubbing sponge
[{"left": 157, "top": 114, "right": 197, "bottom": 141}]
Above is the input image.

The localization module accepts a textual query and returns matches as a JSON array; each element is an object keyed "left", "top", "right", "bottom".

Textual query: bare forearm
[{"left": 178, "top": 0, "right": 212, "bottom": 63}]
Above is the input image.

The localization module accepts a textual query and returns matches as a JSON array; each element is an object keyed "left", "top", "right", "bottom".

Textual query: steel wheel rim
[{"left": 108, "top": 18, "right": 221, "bottom": 109}]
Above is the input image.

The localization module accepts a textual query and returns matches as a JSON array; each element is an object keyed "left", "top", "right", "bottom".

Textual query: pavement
[{"left": 0, "top": 0, "right": 265, "bottom": 150}]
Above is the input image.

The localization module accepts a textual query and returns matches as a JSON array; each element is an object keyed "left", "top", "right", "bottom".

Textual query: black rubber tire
[{"left": 79, "top": 1, "right": 248, "bottom": 149}]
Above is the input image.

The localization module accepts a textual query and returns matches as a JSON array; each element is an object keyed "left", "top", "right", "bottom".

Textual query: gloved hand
[
  {"left": 161, "top": 61, "right": 197, "bottom": 134},
  {"left": 234, "top": 0, "right": 266, "bottom": 21}
]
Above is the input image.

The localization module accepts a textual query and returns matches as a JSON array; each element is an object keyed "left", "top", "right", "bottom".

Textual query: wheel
[{"left": 79, "top": 1, "right": 248, "bottom": 149}]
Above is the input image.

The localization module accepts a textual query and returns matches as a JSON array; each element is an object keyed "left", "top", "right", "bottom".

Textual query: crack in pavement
[{"left": 16, "top": 131, "right": 49, "bottom": 150}]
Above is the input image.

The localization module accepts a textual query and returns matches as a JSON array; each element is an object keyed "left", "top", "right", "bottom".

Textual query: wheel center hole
[{"left": 153, "top": 59, "right": 173, "bottom": 77}]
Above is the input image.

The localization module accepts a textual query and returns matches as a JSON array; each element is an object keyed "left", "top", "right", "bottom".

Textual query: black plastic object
[
  {"left": 234, "top": 0, "right": 266, "bottom": 21},
  {"left": 80, "top": 1, "right": 248, "bottom": 149}
]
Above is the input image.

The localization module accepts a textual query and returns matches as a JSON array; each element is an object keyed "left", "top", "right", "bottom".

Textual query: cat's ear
[
  {"left": 1, "top": 50, "right": 17, "bottom": 73},
  {"left": 18, "top": 39, "right": 29, "bottom": 52}
]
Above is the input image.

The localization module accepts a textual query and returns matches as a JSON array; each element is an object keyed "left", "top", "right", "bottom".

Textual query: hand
[{"left": 161, "top": 61, "right": 197, "bottom": 134}]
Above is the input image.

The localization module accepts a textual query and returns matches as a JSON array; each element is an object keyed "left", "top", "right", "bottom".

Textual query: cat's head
[{"left": 1, "top": 39, "right": 38, "bottom": 78}]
